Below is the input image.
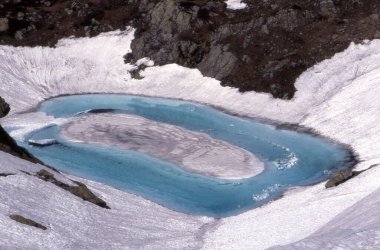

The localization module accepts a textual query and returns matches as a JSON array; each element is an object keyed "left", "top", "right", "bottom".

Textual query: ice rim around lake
[
  {"left": 0, "top": 28, "right": 379, "bottom": 249},
  {"left": 6, "top": 93, "right": 355, "bottom": 217}
]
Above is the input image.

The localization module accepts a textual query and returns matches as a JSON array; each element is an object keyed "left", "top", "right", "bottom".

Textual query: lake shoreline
[{"left": 20, "top": 91, "right": 359, "bottom": 173}]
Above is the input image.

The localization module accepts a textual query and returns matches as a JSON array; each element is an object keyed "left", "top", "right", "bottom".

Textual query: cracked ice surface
[{"left": 61, "top": 113, "right": 264, "bottom": 179}]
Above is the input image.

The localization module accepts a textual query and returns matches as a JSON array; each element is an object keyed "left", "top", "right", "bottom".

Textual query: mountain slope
[
  {"left": 1, "top": 0, "right": 380, "bottom": 98},
  {"left": 0, "top": 29, "right": 379, "bottom": 249}
]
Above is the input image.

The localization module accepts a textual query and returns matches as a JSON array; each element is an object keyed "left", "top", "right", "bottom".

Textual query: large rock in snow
[{"left": 0, "top": 96, "right": 10, "bottom": 118}]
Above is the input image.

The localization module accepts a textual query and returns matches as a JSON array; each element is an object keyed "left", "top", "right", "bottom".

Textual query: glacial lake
[{"left": 10, "top": 95, "right": 353, "bottom": 217}]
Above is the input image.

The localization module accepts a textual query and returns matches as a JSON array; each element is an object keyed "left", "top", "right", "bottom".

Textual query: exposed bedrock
[
  {"left": 129, "top": 0, "right": 380, "bottom": 98},
  {"left": 0, "top": 1, "right": 379, "bottom": 98}
]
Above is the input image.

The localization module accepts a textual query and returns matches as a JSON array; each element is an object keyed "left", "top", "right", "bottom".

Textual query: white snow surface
[
  {"left": 271, "top": 187, "right": 380, "bottom": 249},
  {"left": 225, "top": 0, "right": 247, "bottom": 10},
  {"left": 0, "top": 151, "right": 211, "bottom": 250},
  {"left": 0, "top": 29, "right": 380, "bottom": 249}
]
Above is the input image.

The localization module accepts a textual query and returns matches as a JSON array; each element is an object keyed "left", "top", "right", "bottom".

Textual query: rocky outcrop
[
  {"left": 0, "top": 96, "right": 10, "bottom": 118},
  {"left": 37, "top": 169, "right": 110, "bottom": 209},
  {"left": 325, "top": 169, "right": 353, "bottom": 188},
  {"left": 129, "top": 0, "right": 380, "bottom": 98},
  {"left": 9, "top": 214, "right": 47, "bottom": 230},
  {"left": 0, "top": 173, "right": 14, "bottom": 177},
  {"left": 1, "top": 1, "right": 380, "bottom": 98},
  {"left": 325, "top": 164, "right": 379, "bottom": 188}
]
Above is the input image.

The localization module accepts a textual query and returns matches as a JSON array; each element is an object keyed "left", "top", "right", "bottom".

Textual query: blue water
[{"left": 9, "top": 95, "right": 353, "bottom": 217}]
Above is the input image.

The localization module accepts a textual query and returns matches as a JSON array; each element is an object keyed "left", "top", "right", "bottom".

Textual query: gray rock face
[
  {"left": 266, "top": 8, "right": 315, "bottom": 31},
  {"left": 130, "top": 0, "right": 380, "bottom": 99},
  {"left": 131, "top": 1, "right": 239, "bottom": 84},
  {"left": 198, "top": 45, "right": 238, "bottom": 80},
  {"left": 132, "top": 1, "right": 214, "bottom": 65}
]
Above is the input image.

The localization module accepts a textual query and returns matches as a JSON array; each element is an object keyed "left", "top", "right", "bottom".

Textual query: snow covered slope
[
  {"left": 273, "top": 187, "right": 380, "bottom": 249},
  {"left": 0, "top": 151, "right": 211, "bottom": 249},
  {"left": 0, "top": 29, "right": 379, "bottom": 249}
]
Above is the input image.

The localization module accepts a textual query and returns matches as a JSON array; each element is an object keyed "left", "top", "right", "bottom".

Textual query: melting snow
[
  {"left": 225, "top": 0, "right": 247, "bottom": 10},
  {"left": 0, "top": 29, "right": 379, "bottom": 249}
]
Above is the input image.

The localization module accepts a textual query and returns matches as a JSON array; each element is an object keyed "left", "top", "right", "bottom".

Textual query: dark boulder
[
  {"left": 9, "top": 214, "right": 47, "bottom": 230},
  {"left": 325, "top": 169, "right": 353, "bottom": 188},
  {"left": 37, "top": 169, "right": 110, "bottom": 209},
  {"left": 326, "top": 164, "right": 379, "bottom": 188},
  {"left": 0, "top": 173, "right": 15, "bottom": 177},
  {"left": 0, "top": 96, "right": 10, "bottom": 118}
]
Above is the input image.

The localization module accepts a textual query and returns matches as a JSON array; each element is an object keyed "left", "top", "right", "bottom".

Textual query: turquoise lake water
[{"left": 10, "top": 95, "right": 353, "bottom": 217}]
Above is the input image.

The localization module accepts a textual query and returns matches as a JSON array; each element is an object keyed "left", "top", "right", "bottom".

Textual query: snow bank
[
  {"left": 225, "top": 0, "right": 247, "bottom": 10},
  {"left": 0, "top": 29, "right": 380, "bottom": 249}
]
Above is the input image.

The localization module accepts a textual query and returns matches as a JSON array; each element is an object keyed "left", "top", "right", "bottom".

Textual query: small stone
[
  {"left": 222, "top": 44, "right": 230, "bottom": 52},
  {"left": 261, "top": 24, "right": 269, "bottom": 34},
  {"left": 65, "top": 8, "right": 74, "bottom": 15},
  {"left": 270, "top": 4, "right": 278, "bottom": 10},
  {"left": 17, "top": 12, "right": 25, "bottom": 19},
  {"left": 15, "top": 30, "right": 24, "bottom": 40},
  {"left": 0, "top": 17, "right": 9, "bottom": 32},
  {"left": 319, "top": 0, "right": 337, "bottom": 18},
  {"left": 370, "top": 14, "right": 379, "bottom": 20},
  {"left": 242, "top": 55, "right": 251, "bottom": 64}
]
